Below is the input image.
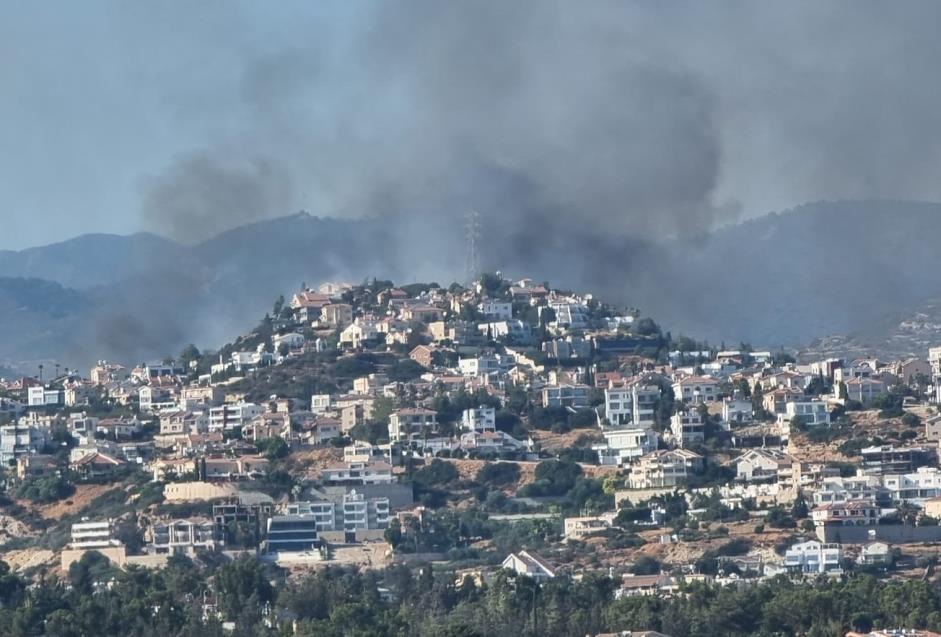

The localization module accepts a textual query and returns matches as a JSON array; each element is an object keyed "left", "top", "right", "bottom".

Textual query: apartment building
[
  {"left": 541, "top": 384, "right": 591, "bottom": 409},
  {"left": 148, "top": 518, "right": 218, "bottom": 555},
  {"left": 670, "top": 409, "right": 705, "bottom": 448},
  {"left": 628, "top": 449, "right": 703, "bottom": 489},
  {"left": 784, "top": 540, "right": 843, "bottom": 575},
  {"left": 604, "top": 383, "right": 660, "bottom": 428},
  {"left": 388, "top": 408, "right": 438, "bottom": 441}
]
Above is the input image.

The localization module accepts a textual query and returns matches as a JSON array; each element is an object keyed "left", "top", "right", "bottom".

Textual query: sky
[{"left": 3, "top": 1, "right": 941, "bottom": 250}]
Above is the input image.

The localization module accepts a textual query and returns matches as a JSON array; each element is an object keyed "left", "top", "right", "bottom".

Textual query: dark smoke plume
[{"left": 141, "top": 1, "right": 740, "bottom": 248}]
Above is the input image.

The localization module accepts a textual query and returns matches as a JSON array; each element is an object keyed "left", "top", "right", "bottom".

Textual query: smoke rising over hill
[{"left": 136, "top": 2, "right": 941, "bottom": 255}]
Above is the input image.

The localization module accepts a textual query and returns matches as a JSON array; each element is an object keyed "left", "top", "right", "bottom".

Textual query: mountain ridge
[{"left": 2, "top": 199, "right": 940, "bottom": 372}]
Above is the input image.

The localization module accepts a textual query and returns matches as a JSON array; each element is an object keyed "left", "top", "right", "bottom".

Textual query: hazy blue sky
[{"left": 3, "top": 2, "right": 941, "bottom": 249}]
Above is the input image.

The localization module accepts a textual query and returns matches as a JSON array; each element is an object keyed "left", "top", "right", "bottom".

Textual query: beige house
[
  {"left": 628, "top": 449, "right": 703, "bottom": 489},
  {"left": 321, "top": 303, "right": 353, "bottom": 328},
  {"left": 563, "top": 513, "right": 616, "bottom": 540}
]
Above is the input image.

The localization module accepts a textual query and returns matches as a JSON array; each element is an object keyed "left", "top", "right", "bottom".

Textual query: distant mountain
[
  {"left": 0, "top": 212, "right": 464, "bottom": 372},
  {"left": 0, "top": 232, "right": 186, "bottom": 290},
  {"left": 628, "top": 200, "right": 941, "bottom": 351},
  {"left": 2, "top": 200, "right": 941, "bottom": 372}
]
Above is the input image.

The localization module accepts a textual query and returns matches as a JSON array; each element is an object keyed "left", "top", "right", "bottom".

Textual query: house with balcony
[
  {"left": 388, "top": 408, "right": 438, "bottom": 442},
  {"left": 319, "top": 460, "right": 395, "bottom": 486},
  {"left": 628, "top": 449, "right": 703, "bottom": 489},
  {"left": 147, "top": 517, "right": 219, "bottom": 555},
  {"left": 594, "top": 427, "right": 658, "bottom": 466},
  {"left": 672, "top": 376, "right": 719, "bottom": 404},
  {"left": 843, "top": 377, "right": 888, "bottom": 405},
  {"left": 735, "top": 449, "right": 794, "bottom": 485},
  {"left": 541, "top": 383, "right": 591, "bottom": 409},
  {"left": 784, "top": 540, "right": 843, "bottom": 575},
  {"left": 811, "top": 500, "right": 881, "bottom": 529},
  {"left": 605, "top": 382, "right": 659, "bottom": 428},
  {"left": 784, "top": 400, "right": 831, "bottom": 427},
  {"left": 670, "top": 409, "right": 704, "bottom": 448}
]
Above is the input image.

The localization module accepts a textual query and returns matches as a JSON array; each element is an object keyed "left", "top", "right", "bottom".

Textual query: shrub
[{"left": 475, "top": 462, "right": 520, "bottom": 488}]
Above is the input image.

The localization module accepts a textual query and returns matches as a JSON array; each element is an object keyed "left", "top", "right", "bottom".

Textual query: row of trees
[{"left": 3, "top": 553, "right": 941, "bottom": 637}]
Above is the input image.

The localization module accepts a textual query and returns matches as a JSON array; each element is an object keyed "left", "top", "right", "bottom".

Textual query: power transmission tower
[{"left": 464, "top": 210, "right": 481, "bottom": 284}]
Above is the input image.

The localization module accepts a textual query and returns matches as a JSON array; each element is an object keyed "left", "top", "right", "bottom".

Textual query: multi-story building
[
  {"left": 784, "top": 540, "right": 843, "bottom": 575},
  {"left": 672, "top": 376, "right": 719, "bottom": 404},
  {"left": 930, "top": 346, "right": 941, "bottom": 403},
  {"left": 594, "top": 428, "right": 658, "bottom": 466},
  {"left": 458, "top": 354, "right": 505, "bottom": 378},
  {"left": 542, "top": 337, "right": 592, "bottom": 360},
  {"left": 180, "top": 386, "right": 224, "bottom": 410},
  {"left": 462, "top": 406, "right": 496, "bottom": 432},
  {"left": 265, "top": 515, "right": 321, "bottom": 553},
  {"left": 881, "top": 467, "right": 941, "bottom": 503},
  {"left": 735, "top": 448, "right": 794, "bottom": 484},
  {"left": 321, "top": 303, "right": 353, "bottom": 328},
  {"left": 478, "top": 301, "right": 513, "bottom": 321},
  {"left": 604, "top": 383, "right": 660, "bottom": 427},
  {"left": 541, "top": 384, "right": 591, "bottom": 409},
  {"left": 811, "top": 500, "right": 881, "bottom": 528},
  {"left": 563, "top": 513, "right": 616, "bottom": 541},
  {"left": 320, "top": 460, "right": 395, "bottom": 486},
  {"left": 27, "top": 387, "right": 64, "bottom": 408},
  {"left": 785, "top": 400, "right": 831, "bottom": 427},
  {"left": 138, "top": 386, "right": 177, "bottom": 413},
  {"left": 311, "top": 394, "right": 332, "bottom": 415},
  {"left": 721, "top": 394, "right": 753, "bottom": 425},
  {"left": 147, "top": 518, "right": 218, "bottom": 555},
  {"left": 842, "top": 377, "right": 888, "bottom": 405},
  {"left": 287, "top": 491, "right": 391, "bottom": 535},
  {"left": 549, "top": 302, "right": 590, "bottom": 329},
  {"left": 671, "top": 409, "right": 705, "bottom": 448},
  {"left": 628, "top": 449, "right": 703, "bottom": 489},
  {"left": 860, "top": 445, "right": 930, "bottom": 475},
  {"left": 70, "top": 519, "right": 121, "bottom": 549},
  {"left": 811, "top": 475, "right": 884, "bottom": 505},
  {"left": 208, "top": 402, "right": 263, "bottom": 431},
  {"left": 388, "top": 408, "right": 438, "bottom": 442},
  {"left": 0, "top": 421, "right": 49, "bottom": 464}
]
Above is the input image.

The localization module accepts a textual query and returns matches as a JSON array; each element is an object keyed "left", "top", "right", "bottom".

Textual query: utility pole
[{"left": 464, "top": 209, "right": 481, "bottom": 285}]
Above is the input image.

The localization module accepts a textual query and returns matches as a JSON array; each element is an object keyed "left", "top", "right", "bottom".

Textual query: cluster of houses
[{"left": 1, "top": 275, "right": 940, "bottom": 583}]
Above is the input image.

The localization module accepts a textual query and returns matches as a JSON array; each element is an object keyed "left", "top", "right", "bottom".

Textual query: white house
[
  {"left": 541, "top": 384, "right": 591, "bottom": 409},
  {"left": 672, "top": 376, "right": 719, "bottom": 404},
  {"left": 628, "top": 449, "right": 703, "bottom": 489},
  {"left": 721, "top": 394, "right": 753, "bottom": 425},
  {"left": 594, "top": 428, "right": 658, "bottom": 466},
  {"left": 605, "top": 383, "right": 660, "bottom": 428},
  {"left": 459, "top": 354, "right": 504, "bottom": 378},
  {"left": 784, "top": 540, "right": 842, "bottom": 575},
  {"left": 273, "top": 332, "right": 305, "bottom": 351},
  {"left": 881, "top": 466, "right": 941, "bottom": 503},
  {"left": 388, "top": 408, "right": 438, "bottom": 442},
  {"left": 842, "top": 377, "right": 887, "bottom": 405},
  {"left": 208, "top": 402, "right": 263, "bottom": 431},
  {"left": 502, "top": 550, "right": 555, "bottom": 582},
  {"left": 478, "top": 300, "right": 513, "bottom": 321},
  {"left": 670, "top": 409, "right": 704, "bottom": 447},
  {"left": 340, "top": 320, "right": 381, "bottom": 348},
  {"left": 462, "top": 406, "right": 496, "bottom": 432},
  {"left": 785, "top": 400, "right": 830, "bottom": 427}
]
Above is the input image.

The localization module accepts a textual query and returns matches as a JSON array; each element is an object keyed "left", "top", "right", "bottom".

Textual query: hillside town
[{"left": 1, "top": 273, "right": 941, "bottom": 634}]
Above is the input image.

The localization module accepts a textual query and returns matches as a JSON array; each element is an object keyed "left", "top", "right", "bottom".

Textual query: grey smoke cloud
[
  {"left": 140, "top": 1, "right": 742, "bottom": 245},
  {"left": 6, "top": 2, "right": 941, "bottom": 251},
  {"left": 135, "top": 2, "right": 941, "bottom": 252}
]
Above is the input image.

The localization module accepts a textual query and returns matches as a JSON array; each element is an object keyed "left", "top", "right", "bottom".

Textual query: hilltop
[{"left": 3, "top": 200, "right": 941, "bottom": 371}]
